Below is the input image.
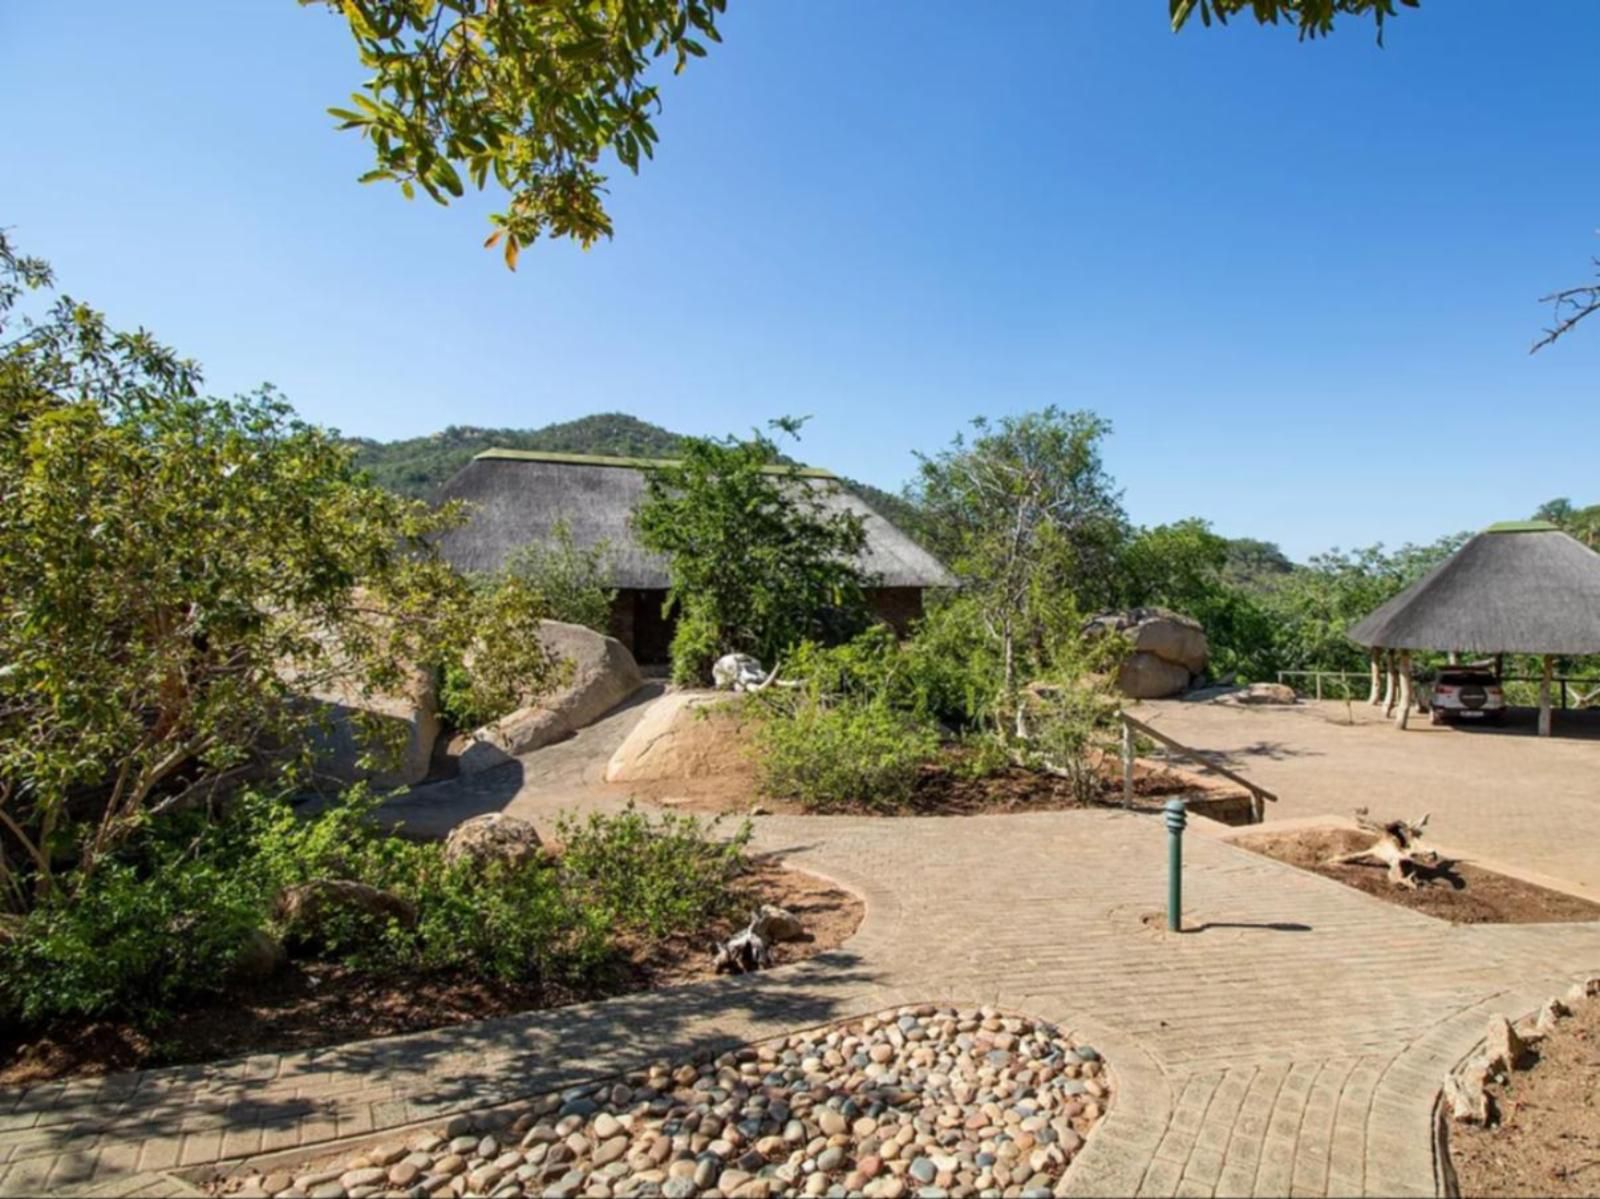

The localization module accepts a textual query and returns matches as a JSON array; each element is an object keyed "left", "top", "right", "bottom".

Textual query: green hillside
[
  {"left": 349, "top": 413, "right": 685, "bottom": 498},
  {"left": 349, "top": 413, "right": 928, "bottom": 537}
]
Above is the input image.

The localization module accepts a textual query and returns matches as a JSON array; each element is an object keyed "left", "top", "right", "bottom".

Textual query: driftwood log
[
  {"left": 711, "top": 904, "right": 804, "bottom": 974},
  {"left": 1327, "top": 809, "right": 1457, "bottom": 889}
]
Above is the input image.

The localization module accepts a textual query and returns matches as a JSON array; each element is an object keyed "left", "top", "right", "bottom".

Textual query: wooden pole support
[
  {"left": 1394, "top": 651, "right": 1413, "bottom": 730},
  {"left": 1368, "top": 649, "right": 1383, "bottom": 707},
  {"left": 1540, "top": 654, "right": 1554, "bottom": 737},
  {"left": 1121, "top": 720, "right": 1134, "bottom": 807}
]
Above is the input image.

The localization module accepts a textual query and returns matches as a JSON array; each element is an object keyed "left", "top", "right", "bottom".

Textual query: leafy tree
[
  {"left": 315, "top": 0, "right": 725, "bottom": 266},
  {"left": 912, "top": 408, "right": 1128, "bottom": 729},
  {"left": 1261, "top": 534, "right": 1465, "bottom": 672},
  {"left": 1169, "top": 0, "right": 1418, "bottom": 39},
  {"left": 502, "top": 518, "right": 618, "bottom": 633},
  {"left": 0, "top": 232, "right": 555, "bottom": 909},
  {"left": 632, "top": 422, "right": 869, "bottom": 683},
  {"left": 1118, "top": 519, "right": 1280, "bottom": 681},
  {"left": 1533, "top": 497, "right": 1600, "bottom": 550},
  {"left": 1222, "top": 537, "right": 1294, "bottom": 586}
]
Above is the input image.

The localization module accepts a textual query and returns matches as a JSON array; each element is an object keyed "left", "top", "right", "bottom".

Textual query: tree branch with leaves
[{"left": 314, "top": 0, "right": 724, "bottom": 267}]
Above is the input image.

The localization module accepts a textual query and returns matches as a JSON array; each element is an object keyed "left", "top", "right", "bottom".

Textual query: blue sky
[{"left": 3, "top": 2, "right": 1596, "bottom": 560}]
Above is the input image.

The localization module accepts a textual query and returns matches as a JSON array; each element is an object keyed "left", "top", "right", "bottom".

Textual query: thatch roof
[
  {"left": 434, "top": 449, "right": 957, "bottom": 590},
  {"left": 1348, "top": 522, "right": 1600, "bottom": 654}
]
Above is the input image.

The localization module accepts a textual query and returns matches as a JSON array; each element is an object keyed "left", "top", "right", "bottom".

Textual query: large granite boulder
[
  {"left": 1118, "top": 652, "right": 1194, "bottom": 700},
  {"left": 1223, "top": 682, "right": 1298, "bottom": 706},
  {"left": 459, "top": 621, "right": 644, "bottom": 774},
  {"left": 306, "top": 664, "right": 442, "bottom": 788},
  {"left": 1086, "top": 608, "right": 1209, "bottom": 699},
  {"left": 605, "top": 691, "right": 750, "bottom": 783}
]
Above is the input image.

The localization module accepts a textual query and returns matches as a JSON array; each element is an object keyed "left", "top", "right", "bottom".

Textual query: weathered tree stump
[{"left": 1326, "top": 809, "right": 1455, "bottom": 889}]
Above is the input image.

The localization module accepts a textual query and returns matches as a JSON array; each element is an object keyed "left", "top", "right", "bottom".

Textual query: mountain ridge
[{"left": 348, "top": 412, "right": 927, "bottom": 534}]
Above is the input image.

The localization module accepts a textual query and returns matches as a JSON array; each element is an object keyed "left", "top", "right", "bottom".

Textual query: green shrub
[
  {"left": 404, "top": 859, "right": 615, "bottom": 984},
  {"left": 1024, "top": 679, "right": 1120, "bottom": 805},
  {"left": 438, "top": 659, "right": 493, "bottom": 731},
  {"left": 0, "top": 788, "right": 754, "bottom": 1029},
  {"left": 0, "top": 844, "right": 266, "bottom": 1024},
  {"left": 754, "top": 694, "right": 939, "bottom": 812},
  {"left": 557, "top": 804, "right": 750, "bottom": 938},
  {"left": 668, "top": 598, "right": 724, "bottom": 687},
  {"left": 501, "top": 518, "right": 617, "bottom": 634}
]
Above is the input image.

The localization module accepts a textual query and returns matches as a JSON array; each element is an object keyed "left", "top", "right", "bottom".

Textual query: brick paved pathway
[{"left": 6, "top": 717, "right": 1600, "bottom": 1197}]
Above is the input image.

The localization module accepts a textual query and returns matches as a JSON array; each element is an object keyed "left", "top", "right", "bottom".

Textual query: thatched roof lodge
[
  {"left": 435, "top": 449, "right": 956, "bottom": 663},
  {"left": 1349, "top": 521, "right": 1600, "bottom": 735}
]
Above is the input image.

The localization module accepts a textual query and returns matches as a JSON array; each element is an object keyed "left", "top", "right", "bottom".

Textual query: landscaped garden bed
[
  {"left": 0, "top": 820, "right": 861, "bottom": 1087},
  {"left": 1445, "top": 989, "right": 1600, "bottom": 1198},
  {"left": 211, "top": 1006, "right": 1107, "bottom": 1199},
  {"left": 1232, "top": 826, "right": 1600, "bottom": 924}
]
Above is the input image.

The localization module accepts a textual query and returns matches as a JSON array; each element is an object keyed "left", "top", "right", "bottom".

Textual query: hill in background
[
  {"left": 348, "top": 413, "right": 684, "bottom": 499},
  {"left": 348, "top": 412, "right": 927, "bottom": 533}
]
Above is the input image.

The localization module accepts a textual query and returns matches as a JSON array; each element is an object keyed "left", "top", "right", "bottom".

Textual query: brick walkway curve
[{"left": 5, "top": 741, "right": 1600, "bottom": 1197}]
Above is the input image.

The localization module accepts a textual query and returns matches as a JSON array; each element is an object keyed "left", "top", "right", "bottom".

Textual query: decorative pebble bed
[{"left": 222, "top": 1005, "right": 1108, "bottom": 1199}]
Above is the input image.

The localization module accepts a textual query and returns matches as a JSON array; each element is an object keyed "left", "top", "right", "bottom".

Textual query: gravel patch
[{"left": 220, "top": 1005, "right": 1108, "bottom": 1198}]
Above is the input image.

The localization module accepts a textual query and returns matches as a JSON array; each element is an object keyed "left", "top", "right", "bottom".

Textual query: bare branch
[{"left": 1531, "top": 256, "right": 1600, "bottom": 353}]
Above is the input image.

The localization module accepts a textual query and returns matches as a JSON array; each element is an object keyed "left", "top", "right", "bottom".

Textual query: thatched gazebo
[{"left": 1348, "top": 521, "right": 1600, "bottom": 735}]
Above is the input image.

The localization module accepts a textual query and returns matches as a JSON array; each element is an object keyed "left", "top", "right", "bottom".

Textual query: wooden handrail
[{"left": 1118, "top": 710, "right": 1278, "bottom": 821}]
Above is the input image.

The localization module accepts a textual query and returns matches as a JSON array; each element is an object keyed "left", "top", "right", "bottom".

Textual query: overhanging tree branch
[{"left": 1531, "top": 257, "right": 1600, "bottom": 354}]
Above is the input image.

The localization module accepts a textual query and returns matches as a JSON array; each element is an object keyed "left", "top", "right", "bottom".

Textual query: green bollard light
[{"left": 1165, "top": 797, "right": 1187, "bottom": 932}]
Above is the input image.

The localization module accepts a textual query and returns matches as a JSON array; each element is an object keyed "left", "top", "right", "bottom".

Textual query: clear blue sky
[{"left": 4, "top": 2, "right": 1596, "bottom": 560}]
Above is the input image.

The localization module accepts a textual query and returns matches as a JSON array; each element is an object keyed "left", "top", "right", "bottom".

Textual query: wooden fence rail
[
  {"left": 1117, "top": 710, "right": 1278, "bottom": 824},
  {"left": 1275, "top": 669, "right": 1600, "bottom": 710}
]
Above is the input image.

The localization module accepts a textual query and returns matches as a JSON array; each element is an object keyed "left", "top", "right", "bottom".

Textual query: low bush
[
  {"left": 558, "top": 805, "right": 750, "bottom": 938},
  {"left": 0, "top": 792, "right": 750, "bottom": 1029},
  {"left": 753, "top": 693, "right": 939, "bottom": 812},
  {"left": 0, "top": 849, "right": 264, "bottom": 1025},
  {"left": 1022, "top": 678, "right": 1120, "bottom": 805}
]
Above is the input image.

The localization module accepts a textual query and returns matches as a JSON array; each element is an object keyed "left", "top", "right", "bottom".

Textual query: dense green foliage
[
  {"left": 0, "top": 233, "right": 556, "bottom": 909},
  {"left": 501, "top": 518, "right": 619, "bottom": 634},
  {"left": 1534, "top": 498, "right": 1600, "bottom": 550},
  {"left": 318, "top": 0, "right": 724, "bottom": 264},
  {"left": 0, "top": 792, "right": 747, "bottom": 1027},
  {"left": 1169, "top": 0, "right": 1418, "bottom": 39},
  {"left": 752, "top": 691, "right": 939, "bottom": 813},
  {"left": 913, "top": 408, "right": 1127, "bottom": 731},
  {"left": 634, "top": 424, "right": 870, "bottom": 683}
]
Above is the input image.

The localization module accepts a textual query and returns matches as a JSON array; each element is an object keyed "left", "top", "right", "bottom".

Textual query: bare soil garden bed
[
  {"left": 1449, "top": 997, "right": 1600, "bottom": 1197},
  {"left": 1233, "top": 827, "right": 1600, "bottom": 924},
  {"left": 640, "top": 745, "right": 1250, "bottom": 819},
  {"left": 0, "top": 860, "right": 861, "bottom": 1087}
]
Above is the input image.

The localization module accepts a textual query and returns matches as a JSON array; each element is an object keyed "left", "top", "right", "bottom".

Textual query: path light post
[{"left": 1165, "top": 797, "right": 1187, "bottom": 932}]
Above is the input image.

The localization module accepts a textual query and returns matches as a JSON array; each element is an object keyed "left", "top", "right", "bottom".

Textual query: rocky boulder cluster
[
  {"left": 225, "top": 1006, "right": 1107, "bottom": 1199},
  {"left": 1084, "top": 608, "right": 1208, "bottom": 700}
]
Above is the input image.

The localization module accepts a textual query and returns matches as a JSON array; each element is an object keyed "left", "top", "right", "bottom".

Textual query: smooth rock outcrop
[
  {"left": 1087, "top": 608, "right": 1209, "bottom": 699},
  {"left": 460, "top": 621, "right": 644, "bottom": 775},
  {"left": 605, "top": 690, "right": 750, "bottom": 784}
]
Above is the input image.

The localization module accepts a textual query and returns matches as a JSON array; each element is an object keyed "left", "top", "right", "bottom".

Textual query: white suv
[{"left": 1429, "top": 667, "right": 1507, "bottom": 725}]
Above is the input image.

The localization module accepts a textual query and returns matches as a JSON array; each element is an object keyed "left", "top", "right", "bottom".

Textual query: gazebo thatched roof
[
  {"left": 1348, "top": 522, "right": 1600, "bottom": 655},
  {"left": 433, "top": 449, "right": 957, "bottom": 590}
]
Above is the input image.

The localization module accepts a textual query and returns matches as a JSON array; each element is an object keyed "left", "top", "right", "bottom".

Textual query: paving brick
[{"left": 0, "top": 800, "right": 1593, "bottom": 1198}]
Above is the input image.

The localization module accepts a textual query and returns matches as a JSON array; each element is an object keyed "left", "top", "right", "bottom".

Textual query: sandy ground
[
  {"left": 1140, "top": 697, "right": 1600, "bottom": 893},
  {"left": 1448, "top": 994, "right": 1600, "bottom": 1197}
]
